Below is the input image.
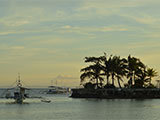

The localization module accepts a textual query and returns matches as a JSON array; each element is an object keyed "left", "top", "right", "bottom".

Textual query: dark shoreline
[{"left": 70, "top": 88, "right": 160, "bottom": 99}]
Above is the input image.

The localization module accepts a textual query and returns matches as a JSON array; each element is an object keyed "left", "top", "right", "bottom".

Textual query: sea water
[{"left": 0, "top": 88, "right": 160, "bottom": 120}]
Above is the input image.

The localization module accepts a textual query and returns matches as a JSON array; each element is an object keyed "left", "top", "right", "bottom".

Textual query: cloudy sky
[{"left": 0, "top": 0, "right": 160, "bottom": 87}]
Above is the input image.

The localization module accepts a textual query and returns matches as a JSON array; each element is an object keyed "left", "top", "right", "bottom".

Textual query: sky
[{"left": 0, "top": 0, "right": 160, "bottom": 87}]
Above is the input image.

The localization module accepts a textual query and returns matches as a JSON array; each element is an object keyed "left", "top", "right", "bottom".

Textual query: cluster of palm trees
[{"left": 80, "top": 53, "right": 158, "bottom": 89}]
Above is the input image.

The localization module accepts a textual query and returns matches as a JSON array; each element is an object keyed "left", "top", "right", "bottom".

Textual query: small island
[{"left": 71, "top": 54, "right": 160, "bottom": 99}]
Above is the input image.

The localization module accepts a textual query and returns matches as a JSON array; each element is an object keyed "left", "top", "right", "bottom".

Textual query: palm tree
[
  {"left": 114, "top": 57, "right": 127, "bottom": 88},
  {"left": 146, "top": 68, "right": 158, "bottom": 84},
  {"left": 80, "top": 54, "right": 158, "bottom": 89},
  {"left": 100, "top": 53, "right": 111, "bottom": 85},
  {"left": 101, "top": 54, "right": 127, "bottom": 88},
  {"left": 107, "top": 55, "right": 127, "bottom": 87},
  {"left": 80, "top": 57, "right": 104, "bottom": 88},
  {"left": 108, "top": 55, "right": 117, "bottom": 86},
  {"left": 127, "top": 55, "right": 145, "bottom": 87},
  {"left": 134, "top": 68, "right": 148, "bottom": 88}
]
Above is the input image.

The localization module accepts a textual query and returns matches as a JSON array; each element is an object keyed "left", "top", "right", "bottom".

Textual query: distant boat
[
  {"left": 47, "top": 85, "right": 69, "bottom": 94},
  {"left": 41, "top": 98, "right": 51, "bottom": 103},
  {"left": 46, "top": 80, "right": 69, "bottom": 94}
]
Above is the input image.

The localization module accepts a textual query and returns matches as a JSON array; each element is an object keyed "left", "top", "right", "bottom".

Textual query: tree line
[{"left": 80, "top": 53, "right": 158, "bottom": 89}]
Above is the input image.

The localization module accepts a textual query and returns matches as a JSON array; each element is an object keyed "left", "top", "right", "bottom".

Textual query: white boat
[
  {"left": 47, "top": 85, "right": 68, "bottom": 94},
  {"left": 46, "top": 80, "right": 69, "bottom": 94},
  {"left": 13, "top": 80, "right": 29, "bottom": 104},
  {"left": 41, "top": 98, "right": 51, "bottom": 103},
  {"left": 4, "top": 74, "right": 29, "bottom": 104}
]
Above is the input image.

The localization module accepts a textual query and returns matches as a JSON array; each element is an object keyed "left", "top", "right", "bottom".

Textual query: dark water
[{"left": 0, "top": 89, "right": 160, "bottom": 120}]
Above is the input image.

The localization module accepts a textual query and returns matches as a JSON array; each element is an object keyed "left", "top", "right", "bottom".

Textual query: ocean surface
[{"left": 0, "top": 88, "right": 160, "bottom": 120}]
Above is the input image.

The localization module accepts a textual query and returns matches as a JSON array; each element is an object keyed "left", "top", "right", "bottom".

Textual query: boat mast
[{"left": 17, "top": 73, "right": 22, "bottom": 87}]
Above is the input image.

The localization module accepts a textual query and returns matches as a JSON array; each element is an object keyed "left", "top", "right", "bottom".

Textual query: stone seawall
[{"left": 71, "top": 88, "right": 160, "bottom": 99}]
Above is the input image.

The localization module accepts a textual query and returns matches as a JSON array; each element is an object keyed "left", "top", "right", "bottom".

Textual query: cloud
[
  {"left": 125, "top": 40, "right": 160, "bottom": 49},
  {"left": 146, "top": 33, "right": 160, "bottom": 38},
  {"left": 77, "top": 0, "right": 156, "bottom": 16},
  {"left": 121, "top": 14, "right": 160, "bottom": 25},
  {"left": 0, "top": 31, "right": 17, "bottom": 35},
  {"left": 60, "top": 25, "right": 128, "bottom": 34},
  {"left": 101, "top": 26, "right": 128, "bottom": 32},
  {"left": 0, "top": 45, "right": 25, "bottom": 50},
  {"left": 0, "top": 13, "right": 31, "bottom": 27},
  {"left": 0, "top": 44, "right": 44, "bottom": 64},
  {"left": 134, "top": 17, "right": 158, "bottom": 25},
  {"left": 2, "top": 20, "right": 29, "bottom": 27},
  {"left": 53, "top": 75, "right": 78, "bottom": 81},
  {"left": 0, "top": 28, "right": 51, "bottom": 36},
  {"left": 61, "top": 25, "right": 72, "bottom": 29},
  {"left": 81, "top": 0, "right": 157, "bottom": 9},
  {"left": 0, "top": 30, "right": 27, "bottom": 36},
  {"left": 51, "top": 75, "right": 79, "bottom": 87}
]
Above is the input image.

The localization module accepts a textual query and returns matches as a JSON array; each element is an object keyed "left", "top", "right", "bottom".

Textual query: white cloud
[
  {"left": 101, "top": 26, "right": 128, "bottom": 32},
  {"left": 81, "top": 0, "right": 157, "bottom": 9},
  {"left": 51, "top": 74, "right": 79, "bottom": 87},
  {"left": 53, "top": 75, "right": 78, "bottom": 81},
  {"left": 0, "top": 30, "right": 26, "bottom": 36},
  {"left": 77, "top": 0, "right": 157, "bottom": 16},
  {"left": 0, "top": 31, "right": 17, "bottom": 35},
  {"left": 0, "top": 28, "right": 52, "bottom": 36},
  {"left": 121, "top": 14, "right": 160, "bottom": 25},
  {"left": 61, "top": 25, "right": 72, "bottom": 29},
  {"left": 2, "top": 20, "right": 29, "bottom": 27},
  {"left": 59, "top": 25, "right": 128, "bottom": 35},
  {"left": 146, "top": 33, "right": 160, "bottom": 38},
  {"left": 132, "top": 41, "right": 160, "bottom": 48},
  {"left": 0, "top": 45, "right": 43, "bottom": 63}
]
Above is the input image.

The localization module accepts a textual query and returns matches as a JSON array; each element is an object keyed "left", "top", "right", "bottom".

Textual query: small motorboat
[{"left": 41, "top": 98, "right": 51, "bottom": 103}]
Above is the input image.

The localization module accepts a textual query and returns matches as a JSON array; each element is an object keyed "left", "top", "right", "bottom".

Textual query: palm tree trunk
[
  {"left": 149, "top": 77, "right": 152, "bottom": 84},
  {"left": 100, "top": 79, "right": 103, "bottom": 88},
  {"left": 128, "top": 77, "right": 132, "bottom": 88},
  {"left": 133, "top": 72, "right": 135, "bottom": 85},
  {"left": 96, "top": 78, "right": 98, "bottom": 89},
  {"left": 130, "top": 77, "right": 133, "bottom": 86},
  {"left": 112, "top": 74, "right": 114, "bottom": 86},
  {"left": 107, "top": 75, "right": 109, "bottom": 84},
  {"left": 117, "top": 78, "right": 121, "bottom": 88}
]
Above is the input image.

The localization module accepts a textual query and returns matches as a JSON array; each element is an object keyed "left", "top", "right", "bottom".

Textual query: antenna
[
  {"left": 17, "top": 73, "right": 22, "bottom": 87},
  {"left": 18, "top": 73, "right": 20, "bottom": 81}
]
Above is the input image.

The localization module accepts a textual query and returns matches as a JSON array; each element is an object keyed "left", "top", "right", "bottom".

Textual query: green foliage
[
  {"left": 146, "top": 68, "right": 158, "bottom": 83},
  {"left": 80, "top": 53, "right": 158, "bottom": 89},
  {"left": 80, "top": 56, "right": 104, "bottom": 89},
  {"left": 126, "top": 55, "right": 146, "bottom": 87},
  {"left": 145, "top": 83, "right": 156, "bottom": 88}
]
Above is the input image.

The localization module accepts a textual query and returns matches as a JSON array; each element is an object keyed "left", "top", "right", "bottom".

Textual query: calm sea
[{"left": 0, "top": 88, "right": 160, "bottom": 120}]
